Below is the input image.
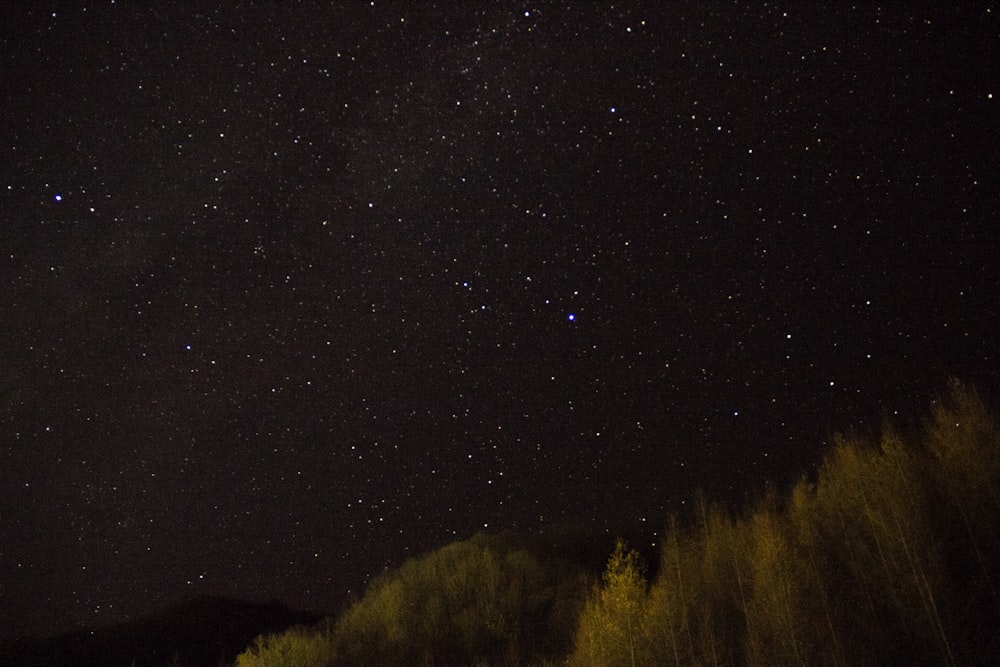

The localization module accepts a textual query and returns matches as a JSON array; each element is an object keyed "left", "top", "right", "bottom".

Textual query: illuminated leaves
[
  {"left": 569, "top": 539, "right": 648, "bottom": 667},
  {"left": 569, "top": 384, "right": 1000, "bottom": 665}
]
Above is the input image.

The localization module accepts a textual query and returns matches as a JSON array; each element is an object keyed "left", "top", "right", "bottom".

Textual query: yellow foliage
[
  {"left": 569, "top": 539, "right": 648, "bottom": 667},
  {"left": 234, "top": 622, "right": 336, "bottom": 667}
]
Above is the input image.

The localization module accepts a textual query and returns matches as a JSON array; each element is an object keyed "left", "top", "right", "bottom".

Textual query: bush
[{"left": 234, "top": 622, "right": 336, "bottom": 667}]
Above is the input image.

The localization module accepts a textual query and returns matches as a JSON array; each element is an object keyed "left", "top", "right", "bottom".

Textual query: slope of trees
[
  {"left": 570, "top": 380, "right": 1000, "bottom": 666},
  {"left": 237, "top": 381, "right": 1000, "bottom": 666}
]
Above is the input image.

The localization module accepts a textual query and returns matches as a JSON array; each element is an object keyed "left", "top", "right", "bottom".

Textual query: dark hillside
[{"left": 0, "top": 595, "right": 323, "bottom": 667}]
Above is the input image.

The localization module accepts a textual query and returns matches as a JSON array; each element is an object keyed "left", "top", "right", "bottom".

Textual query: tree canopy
[{"left": 237, "top": 381, "right": 1000, "bottom": 666}]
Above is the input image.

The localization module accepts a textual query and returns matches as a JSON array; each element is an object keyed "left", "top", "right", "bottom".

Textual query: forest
[{"left": 232, "top": 380, "right": 1000, "bottom": 666}]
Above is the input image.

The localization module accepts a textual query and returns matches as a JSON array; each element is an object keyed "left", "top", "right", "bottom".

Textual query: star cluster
[{"left": 2, "top": 3, "right": 998, "bottom": 639}]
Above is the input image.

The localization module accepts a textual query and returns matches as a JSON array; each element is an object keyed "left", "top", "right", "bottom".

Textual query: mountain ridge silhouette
[{"left": 0, "top": 593, "right": 325, "bottom": 667}]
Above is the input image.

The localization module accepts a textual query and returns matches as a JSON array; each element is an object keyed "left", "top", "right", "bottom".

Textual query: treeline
[
  {"left": 236, "top": 381, "right": 1000, "bottom": 666},
  {"left": 571, "top": 380, "right": 1000, "bottom": 666}
]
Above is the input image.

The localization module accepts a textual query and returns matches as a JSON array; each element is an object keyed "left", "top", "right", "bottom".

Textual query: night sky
[{"left": 3, "top": 2, "right": 999, "bottom": 640}]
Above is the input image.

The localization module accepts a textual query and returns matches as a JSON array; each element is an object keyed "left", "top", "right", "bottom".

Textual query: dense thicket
[
  {"left": 570, "top": 380, "right": 1000, "bottom": 666},
  {"left": 237, "top": 381, "right": 1000, "bottom": 666}
]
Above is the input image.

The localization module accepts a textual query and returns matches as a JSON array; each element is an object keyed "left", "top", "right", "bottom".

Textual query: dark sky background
[{"left": 2, "top": 2, "right": 998, "bottom": 640}]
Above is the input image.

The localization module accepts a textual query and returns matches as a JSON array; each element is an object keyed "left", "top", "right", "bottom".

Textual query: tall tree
[
  {"left": 569, "top": 539, "right": 649, "bottom": 667},
  {"left": 787, "top": 476, "right": 846, "bottom": 666},
  {"left": 746, "top": 507, "right": 806, "bottom": 665},
  {"left": 925, "top": 381, "right": 1000, "bottom": 604}
]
